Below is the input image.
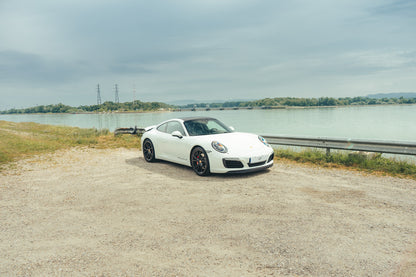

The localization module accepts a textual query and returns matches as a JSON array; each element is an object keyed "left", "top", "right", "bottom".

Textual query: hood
[{"left": 208, "top": 132, "right": 268, "bottom": 154}]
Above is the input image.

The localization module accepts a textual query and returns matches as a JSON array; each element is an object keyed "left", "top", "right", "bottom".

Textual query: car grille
[
  {"left": 248, "top": 161, "right": 266, "bottom": 167},
  {"left": 223, "top": 159, "right": 244, "bottom": 168}
]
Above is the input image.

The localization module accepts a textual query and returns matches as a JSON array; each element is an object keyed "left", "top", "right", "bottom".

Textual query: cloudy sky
[{"left": 0, "top": 0, "right": 415, "bottom": 109}]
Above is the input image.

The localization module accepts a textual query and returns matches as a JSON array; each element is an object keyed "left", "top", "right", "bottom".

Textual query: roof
[{"left": 179, "top": 116, "right": 217, "bottom": 122}]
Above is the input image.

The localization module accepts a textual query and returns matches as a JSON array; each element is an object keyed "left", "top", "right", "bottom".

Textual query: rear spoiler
[{"left": 144, "top": 125, "right": 156, "bottom": 132}]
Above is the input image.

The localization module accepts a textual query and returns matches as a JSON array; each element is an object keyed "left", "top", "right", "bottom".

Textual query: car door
[
  {"left": 154, "top": 122, "right": 170, "bottom": 159},
  {"left": 163, "top": 121, "right": 189, "bottom": 164}
]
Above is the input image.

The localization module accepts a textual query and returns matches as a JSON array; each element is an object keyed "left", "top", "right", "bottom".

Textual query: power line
[
  {"left": 133, "top": 84, "right": 136, "bottom": 105},
  {"left": 115, "top": 84, "right": 119, "bottom": 103},
  {"left": 97, "top": 84, "right": 102, "bottom": 105}
]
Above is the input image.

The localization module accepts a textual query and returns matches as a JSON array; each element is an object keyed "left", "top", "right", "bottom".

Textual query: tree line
[
  {"left": 0, "top": 101, "right": 174, "bottom": 114},
  {"left": 181, "top": 96, "right": 416, "bottom": 108},
  {"left": 2, "top": 96, "right": 415, "bottom": 114}
]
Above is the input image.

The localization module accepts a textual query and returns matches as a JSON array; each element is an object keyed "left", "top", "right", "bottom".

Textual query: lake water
[{"left": 1, "top": 105, "right": 415, "bottom": 142}]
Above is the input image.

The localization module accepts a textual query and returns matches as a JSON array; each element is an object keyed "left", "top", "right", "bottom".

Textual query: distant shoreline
[
  {"left": 1, "top": 103, "right": 415, "bottom": 116},
  {"left": 0, "top": 109, "right": 172, "bottom": 116},
  {"left": 173, "top": 103, "right": 416, "bottom": 112},
  {"left": 2, "top": 95, "right": 416, "bottom": 115}
]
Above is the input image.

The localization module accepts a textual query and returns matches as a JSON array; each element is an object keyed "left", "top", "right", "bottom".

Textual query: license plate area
[
  {"left": 248, "top": 155, "right": 268, "bottom": 167},
  {"left": 249, "top": 155, "right": 268, "bottom": 163}
]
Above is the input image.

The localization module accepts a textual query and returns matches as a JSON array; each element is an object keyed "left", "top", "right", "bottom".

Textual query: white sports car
[{"left": 141, "top": 117, "right": 274, "bottom": 176}]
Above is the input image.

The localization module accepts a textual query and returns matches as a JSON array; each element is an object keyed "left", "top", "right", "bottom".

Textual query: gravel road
[{"left": 1, "top": 148, "right": 416, "bottom": 276}]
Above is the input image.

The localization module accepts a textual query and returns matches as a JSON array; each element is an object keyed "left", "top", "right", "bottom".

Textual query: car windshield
[{"left": 184, "top": 118, "right": 232, "bottom": 136}]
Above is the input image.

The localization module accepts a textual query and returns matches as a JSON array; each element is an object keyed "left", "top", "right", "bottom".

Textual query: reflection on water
[{"left": 96, "top": 113, "right": 102, "bottom": 130}]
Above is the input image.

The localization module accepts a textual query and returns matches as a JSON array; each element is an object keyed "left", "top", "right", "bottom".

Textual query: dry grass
[
  {"left": 0, "top": 120, "right": 139, "bottom": 169},
  {"left": 274, "top": 148, "right": 416, "bottom": 180}
]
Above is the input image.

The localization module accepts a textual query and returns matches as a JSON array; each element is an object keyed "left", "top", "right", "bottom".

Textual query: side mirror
[
  {"left": 171, "top": 131, "right": 183, "bottom": 139},
  {"left": 229, "top": 126, "right": 235, "bottom": 131}
]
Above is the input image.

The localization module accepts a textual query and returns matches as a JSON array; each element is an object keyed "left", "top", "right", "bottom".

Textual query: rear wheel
[
  {"left": 191, "top": 147, "right": 210, "bottom": 176},
  {"left": 143, "top": 139, "right": 156, "bottom": 162}
]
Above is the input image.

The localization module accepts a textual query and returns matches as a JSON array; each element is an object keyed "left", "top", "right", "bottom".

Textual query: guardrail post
[{"left": 326, "top": 148, "right": 331, "bottom": 156}]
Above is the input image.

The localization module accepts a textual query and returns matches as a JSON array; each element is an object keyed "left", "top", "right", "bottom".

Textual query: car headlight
[
  {"left": 211, "top": 141, "right": 228, "bottom": 153},
  {"left": 258, "top": 136, "right": 271, "bottom": 147}
]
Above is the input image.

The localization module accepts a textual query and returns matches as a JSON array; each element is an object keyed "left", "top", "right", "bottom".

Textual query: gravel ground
[{"left": 1, "top": 148, "right": 416, "bottom": 276}]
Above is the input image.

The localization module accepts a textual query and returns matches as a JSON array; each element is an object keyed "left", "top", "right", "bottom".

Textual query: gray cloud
[
  {"left": 0, "top": 0, "right": 415, "bottom": 109},
  {"left": 0, "top": 50, "right": 93, "bottom": 84},
  {"left": 371, "top": 0, "right": 416, "bottom": 16}
]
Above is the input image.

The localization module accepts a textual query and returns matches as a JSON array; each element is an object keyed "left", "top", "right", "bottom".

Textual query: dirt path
[{"left": 1, "top": 148, "right": 416, "bottom": 276}]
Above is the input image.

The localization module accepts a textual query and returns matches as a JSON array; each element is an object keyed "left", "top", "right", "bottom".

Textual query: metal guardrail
[
  {"left": 115, "top": 126, "right": 416, "bottom": 156},
  {"left": 262, "top": 135, "right": 416, "bottom": 156}
]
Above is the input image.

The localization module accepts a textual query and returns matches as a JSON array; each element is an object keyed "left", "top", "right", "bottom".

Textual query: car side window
[
  {"left": 157, "top": 122, "right": 168, "bottom": 133},
  {"left": 166, "top": 121, "right": 185, "bottom": 136}
]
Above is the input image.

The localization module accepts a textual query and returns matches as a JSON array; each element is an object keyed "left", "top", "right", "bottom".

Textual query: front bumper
[
  {"left": 209, "top": 151, "right": 274, "bottom": 174},
  {"left": 225, "top": 162, "right": 273, "bottom": 174}
]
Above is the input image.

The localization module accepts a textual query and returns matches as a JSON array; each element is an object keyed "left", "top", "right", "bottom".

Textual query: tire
[
  {"left": 191, "top": 147, "right": 210, "bottom": 176},
  {"left": 143, "top": 139, "right": 156, "bottom": 162}
]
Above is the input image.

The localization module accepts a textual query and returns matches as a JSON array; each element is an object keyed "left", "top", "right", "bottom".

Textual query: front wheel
[
  {"left": 191, "top": 147, "right": 210, "bottom": 176},
  {"left": 143, "top": 139, "right": 156, "bottom": 162}
]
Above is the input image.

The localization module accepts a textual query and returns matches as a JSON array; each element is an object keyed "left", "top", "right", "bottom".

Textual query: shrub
[{"left": 274, "top": 148, "right": 416, "bottom": 179}]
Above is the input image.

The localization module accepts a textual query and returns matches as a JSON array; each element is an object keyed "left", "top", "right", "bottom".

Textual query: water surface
[{"left": 1, "top": 105, "right": 415, "bottom": 142}]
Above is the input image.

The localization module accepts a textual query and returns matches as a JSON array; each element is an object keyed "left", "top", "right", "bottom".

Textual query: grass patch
[
  {"left": 0, "top": 120, "right": 140, "bottom": 169},
  {"left": 274, "top": 148, "right": 416, "bottom": 179}
]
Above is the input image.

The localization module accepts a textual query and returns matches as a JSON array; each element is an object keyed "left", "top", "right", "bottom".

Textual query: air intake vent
[
  {"left": 223, "top": 159, "right": 244, "bottom": 168},
  {"left": 268, "top": 153, "right": 274, "bottom": 163}
]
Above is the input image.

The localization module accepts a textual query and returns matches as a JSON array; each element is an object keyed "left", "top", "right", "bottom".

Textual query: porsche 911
[{"left": 141, "top": 117, "right": 274, "bottom": 176}]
